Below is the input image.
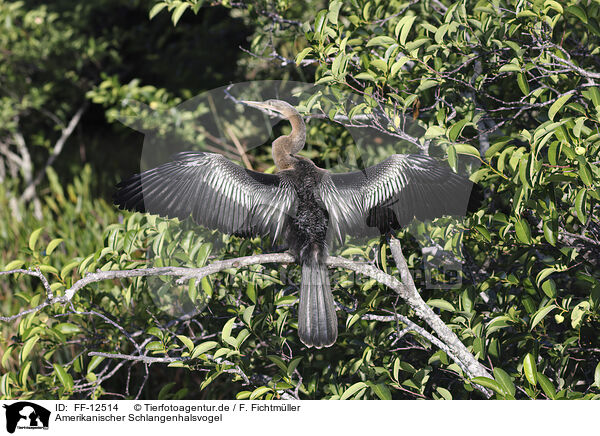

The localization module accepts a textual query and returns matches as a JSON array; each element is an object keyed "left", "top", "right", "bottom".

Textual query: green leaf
[
  {"left": 518, "top": 155, "right": 532, "bottom": 188},
  {"left": 60, "top": 260, "right": 80, "bottom": 280},
  {"left": 536, "top": 267, "right": 557, "bottom": 287},
  {"left": 416, "top": 78, "right": 438, "bottom": 92},
  {"left": 453, "top": 143, "right": 480, "bottom": 158},
  {"left": 2, "top": 345, "right": 14, "bottom": 369},
  {"left": 424, "top": 125, "right": 445, "bottom": 139},
  {"left": 571, "top": 301, "right": 590, "bottom": 328},
  {"left": 149, "top": 2, "right": 167, "bottom": 19},
  {"left": 221, "top": 317, "right": 236, "bottom": 345},
  {"left": 38, "top": 265, "right": 58, "bottom": 275},
  {"left": 366, "top": 36, "right": 396, "bottom": 47},
  {"left": 45, "top": 238, "right": 63, "bottom": 255},
  {"left": 370, "top": 383, "right": 392, "bottom": 400},
  {"left": 427, "top": 299, "right": 455, "bottom": 311},
  {"left": 541, "top": 278, "right": 557, "bottom": 298},
  {"left": 543, "top": 220, "right": 557, "bottom": 246},
  {"left": 574, "top": 188, "right": 587, "bottom": 224},
  {"left": 435, "top": 387, "right": 452, "bottom": 400},
  {"left": 471, "top": 377, "right": 505, "bottom": 396},
  {"left": 314, "top": 9, "right": 328, "bottom": 35},
  {"left": 548, "top": 93, "right": 572, "bottom": 121},
  {"left": 267, "top": 355, "right": 288, "bottom": 373},
  {"left": 486, "top": 316, "right": 512, "bottom": 334},
  {"left": 21, "top": 336, "right": 39, "bottom": 362},
  {"left": 1, "top": 373, "right": 10, "bottom": 397},
  {"left": 499, "top": 63, "right": 521, "bottom": 72},
  {"left": 147, "top": 327, "right": 163, "bottom": 339},
  {"left": 242, "top": 305, "right": 255, "bottom": 325},
  {"left": 594, "top": 362, "right": 600, "bottom": 388},
  {"left": 29, "top": 227, "right": 44, "bottom": 252},
  {"left": 537, "top": 373, "right": 556, "bottom": 399},
  {"left": 196, "top": 242, "right": 212, "bottom": 267},
  {"left": 287, "top": 356, "right": 303, "bottom": 376},
  {"left": 54, "top": 323, "right": 81, "bottom": 335},
  {"left": 327, "top": 0, "right": 343, "bottom": 25},
  {"left": 517, "top": 10, "right": 537, "bottom": 18},
  {"left": 578, "top": 158, "right": 593, "bottom": 186},
  {"left": 448, "top": 119, "right": 469, "bottom": 141},
  {"left": 583, "top": 87, "right": 600, "bottom": 106},
  {"left": 533, "top": 121, "right": 564, "bottom": 143},
  {"left": 514, "top": 218, "right": 532, "bottom": 244},
  {"left": 354, "top": 72, "right": 376, "bottom": 81},
  {"left": 87, "top": 355, "right": 104, "bottom": 374},
  {"left": 315, "top": 75, "right": 334, "bottom": 85},
  {"left": 157, "top": 382, "right": 175, "bottom": 400},
  {"left": 485, "top": 140, "right": 510, "bottom": 159},
  {"left": 171, "top": 2, "right": 190, "bottom": 26},
  {"left": 530, "top": 304, "right": 558, "bottom": 330},
  {"left": 340, "top": 382, "right": 368, "bottom": 400},
  {"left": 544, "top": 0, "right": 563, "bottom": 14},
  {"left": 3, "top": 259, "right": 24, "bottom": 271},
  {"left": 369, "top": 59, "right": 388, "bottom": 73},
  {"left": 249, "top": 386, "right": 272, "bottom": 400},
  {"left": 177, "top": 335, "right": 194, "bottom": 352},
  {"left": 447, "top": 144, "right": 457, "bottom": 169},
  {"left": 396, "top": 15, "right": 417, "bottom": 45},
  {"left": 434, "top": 23, "right": 449, "bottom": 44},
  {"left": 390, "top": 56, "right": 408, "bottom": 77},
  {"left": 19, "top": 360, "right": 32, "bottom": 387},
  {"left": 246, "top": 281, "right": 256, "bottom": 304},
  {"left": 573, "top": 117, "right": 586, "bottom": 138},
  {"left": 493, "top": 367, "right": 515, "bottom": 398},
  {"left": 567, "top": 5, "right": 587, "bottom": 23},
  {"left": 517, "top": 72, "right": 530, "bottom": 95},
  {"left": 523, "top": 353, "right": 537, "bottom": 385},
  {"left": 191, "top": 341, "right": 218, "bottom": 358},
  {"left": 53, "top": 364, "right": 73, "bottom": 390},
  {"left": 405, "top": 37, "right": 430, "bottom": 52},
  {"left": 474, "top": 225, "right": 491, "bottom": 242},
  {"left": 145, "top": 341, "right": 164, "bottom": 351},
  {"left": 295, "top": 47, "right": 313, "bottom": 65}
]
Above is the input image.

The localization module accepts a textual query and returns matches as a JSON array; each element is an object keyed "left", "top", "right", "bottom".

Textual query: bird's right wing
[
  {"left": 114, "top": 152, "right": 297, "bottom": 240},
  {"left": 319, "top": 154, "right": 472, "bottom": 243}
]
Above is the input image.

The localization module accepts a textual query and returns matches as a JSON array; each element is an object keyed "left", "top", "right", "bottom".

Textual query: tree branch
[
  {"left": 2, "top": 246, "right": 492, "bottom": 396},
  {"left": 88, "top": 352, "right": 251, "bottom": 385},
  {"left": 387, "top": 237, "right": 493, "bottom": 396},
  {"left": 21, "top": 103, "right": 87, "bottom": 203}
]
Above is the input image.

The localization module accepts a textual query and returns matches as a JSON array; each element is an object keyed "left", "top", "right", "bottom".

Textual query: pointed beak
[
  {"left": 241, "top": 100, "right": 267, "bottom": 109},
  {"left": 241, "top": 100, "right": 281, "bottom": 114}
]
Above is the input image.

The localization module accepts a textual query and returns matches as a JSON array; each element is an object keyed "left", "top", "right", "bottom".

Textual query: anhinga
[{"left": 114, "top": 99, "right": 472, "bottom": 348}]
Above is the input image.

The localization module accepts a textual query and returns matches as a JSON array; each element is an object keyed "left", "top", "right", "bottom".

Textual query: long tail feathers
[{"left": 298, "top": 261, "right": 338, "bottom": 348}]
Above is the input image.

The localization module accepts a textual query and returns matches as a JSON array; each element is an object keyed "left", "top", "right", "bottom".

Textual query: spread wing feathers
[
  {"left": 114, "top": 152, "right": 297, "bottom": 239},
  {"left": 320, "top": 154, "right": 472, "bottom": 241}
]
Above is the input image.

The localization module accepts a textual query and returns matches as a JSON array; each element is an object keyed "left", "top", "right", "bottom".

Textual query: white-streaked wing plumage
[
  {"left": 114, "top": 152, "right": 296, "bottom": 239},
  {"left": 319, "top": 154, "right": 472, "bottom": 243}
]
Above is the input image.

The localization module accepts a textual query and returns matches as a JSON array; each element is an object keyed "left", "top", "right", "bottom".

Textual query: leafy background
[{"left": 1, "top": 0, "right": 599, "bottom": 400}]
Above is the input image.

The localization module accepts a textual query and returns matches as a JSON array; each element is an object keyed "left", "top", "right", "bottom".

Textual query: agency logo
[{"left": 2, "top": 402, "right": 50, "bottom": 433}]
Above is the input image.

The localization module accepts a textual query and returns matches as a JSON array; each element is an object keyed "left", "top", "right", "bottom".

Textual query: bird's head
[{"left": 242, "top": 99, "right": 306, "bottom": 167}]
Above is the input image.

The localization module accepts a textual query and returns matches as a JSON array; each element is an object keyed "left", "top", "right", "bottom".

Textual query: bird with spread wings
[{"left": 114, "top": 99, "right": 472, "bottom": 348}]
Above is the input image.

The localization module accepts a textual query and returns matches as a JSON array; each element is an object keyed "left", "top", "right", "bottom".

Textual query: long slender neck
[
  {"left": 287, "top": 113, "right": 306, "bottom": 154},
  {"left": 272, "top": 109, "right": 306, "bottom": 171}
]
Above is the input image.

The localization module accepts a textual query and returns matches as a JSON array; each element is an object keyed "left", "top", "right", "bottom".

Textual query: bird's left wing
[
  {"left": 319, "top": 154, "right": 472, "bottom": 243},
  {"left": 114, "top": 152, "right": 297, "bottom": 240}
]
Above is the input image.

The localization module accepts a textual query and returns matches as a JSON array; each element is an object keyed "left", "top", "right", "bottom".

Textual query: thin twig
[
  {"left": 21, "top": 104, "right": 87, "bottom": 203},
  {"left": 225, "top": 124, "right": 253, "bottom": 170}
]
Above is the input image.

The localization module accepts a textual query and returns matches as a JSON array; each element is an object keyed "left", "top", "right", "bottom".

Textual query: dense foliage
[{"left": 1, "top": 0, "right": 599, "bottom": 400}]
